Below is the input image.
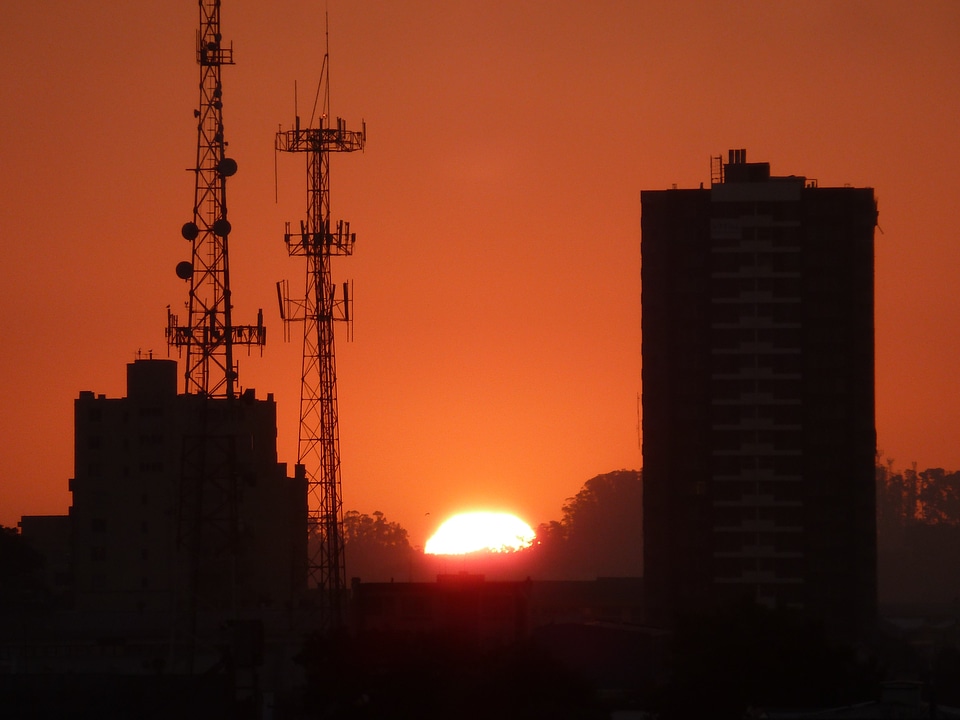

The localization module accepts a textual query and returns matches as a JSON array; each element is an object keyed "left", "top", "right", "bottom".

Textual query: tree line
[
  {"left": 344, "top": 462, "right": 960, "bottom": 600},
  {"left": 876, "top": 460, "right": 960, "bottom": 604},
  {"left": 6, "top": 463, "right": 959, "bottom": 596},
  {"left": 341, "top": 469, "right": 643, "bottom": 583},
  {"left": 876, "top": 461, "right": 960, "bottom": 527}
]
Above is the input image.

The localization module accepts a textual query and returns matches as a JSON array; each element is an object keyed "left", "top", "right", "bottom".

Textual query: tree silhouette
[
  {"left": 342, "top": 510, "right": 415, "bottom": 582},
  {"left": 876, "top": 460, "right": 960, "bottom": 527},
  {"left": 916, "top": 467, "right": 960, "bottom": 524},
  {"left": 531, "top": 470, "right": 643, "bottom": 579},
  {"left": 875, "top": 460, "right": 960, "bottom": 603},
  {"left": 563, "top": 469, "right": 643, "bottom": 578}
]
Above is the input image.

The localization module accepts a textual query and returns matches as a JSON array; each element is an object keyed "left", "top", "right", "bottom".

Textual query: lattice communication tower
[
  {"left": 276, "top": 53, "right": 365, "bottom": 631},
  {"left": 163, "top": 0, "right": 265, "bottom": 669},
  {"left": 167, "top": 0, "right": 265, "bottom": 398}
]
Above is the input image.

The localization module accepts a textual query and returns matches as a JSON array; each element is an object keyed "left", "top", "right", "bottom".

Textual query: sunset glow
[
  {"left": 0, "top": 3, "right": 958, "bottom": 550},
  {"left": 424, "top": 512, "right": 535, "bottom": 555}
]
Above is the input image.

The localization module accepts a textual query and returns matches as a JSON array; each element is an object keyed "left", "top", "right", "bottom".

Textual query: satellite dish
[
  {"left": 217, "top": 157, "right": 238, "bottom": 177},
  {"left": 213, "top": 218, "right": 231, "bottom": 237},
  {"left": 175, "top": 261, "right": 193, "bottom": 280},
  {"left": 181, "top": 222, "right": 199, "bottom": 241}
]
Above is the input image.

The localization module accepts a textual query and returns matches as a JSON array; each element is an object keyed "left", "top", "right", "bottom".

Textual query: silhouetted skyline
[
  {"left": 641, "top": 154, "right": 876, "bottom": 632},
  {"left": 1, "top": 2, "right": 958, "bottom": 546}
]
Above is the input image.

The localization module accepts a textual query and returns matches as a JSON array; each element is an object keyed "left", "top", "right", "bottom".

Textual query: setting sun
[{"left": 424, "top": 512, "right": 535, "bottom": 555}]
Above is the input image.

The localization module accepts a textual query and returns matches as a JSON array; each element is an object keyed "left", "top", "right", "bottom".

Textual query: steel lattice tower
[
  {"left": 163, "top": 0, "right": 265, "bottom": 670},
  {"left": 167, "top": 0, "right": 265, "bottom": 397},
  {"left": 276, "top": 56, "right": 364, "bottom": 631}
]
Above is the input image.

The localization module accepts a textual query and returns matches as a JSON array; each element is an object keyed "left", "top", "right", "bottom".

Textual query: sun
[{"left": 424, "top": 511, "right": 536, "bottom": 555}]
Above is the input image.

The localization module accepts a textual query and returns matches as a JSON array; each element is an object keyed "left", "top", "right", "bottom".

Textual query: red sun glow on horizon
[{"left": 424, "top": 512, "right": 536, "bottom": 555}]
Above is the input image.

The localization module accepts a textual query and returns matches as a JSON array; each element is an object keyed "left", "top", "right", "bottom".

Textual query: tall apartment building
[
  {"left": 641, "top": 151, "right": 877, "bottom": 633},
  {"left": 69, "top": 358, "right": 306, "bottom": 614}
]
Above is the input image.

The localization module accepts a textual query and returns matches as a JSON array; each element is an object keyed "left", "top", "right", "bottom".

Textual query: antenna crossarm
[
  {"left": 275, "top": 126, "right": 364, "bottom": 154},
  {"left": 166, "top": 323, "right": 266, "bottom": 349},
  {"left": 275, "top": 282, "right": 350, "bottom": 326},
  {"left": 283, "top": 219, "right": 356, "bottom": 257}
]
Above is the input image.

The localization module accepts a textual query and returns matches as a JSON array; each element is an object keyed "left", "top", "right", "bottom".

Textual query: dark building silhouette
[
  {"left": 16, "top": 514, "right": 71, "bottom": 601},
  {"left": 69, "top": 358, "right": 305, "bottom": 615},
  {"left": 13, "top": 358, "right": 306, "bottom": 678},
  {"left": 641, "top": 150, "right": 878, "bottom": 633},
  {"left": 351, "top": 574, "right": 646, "bottom": 648}
]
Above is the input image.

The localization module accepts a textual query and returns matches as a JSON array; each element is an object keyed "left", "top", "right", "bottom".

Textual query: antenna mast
[
  {"left": 167, "top": 0, "right": 265, "bottom": 398},
  {"left": 276, "top": 34, "right": 365, "bottom": 632},
  {"left": 163, "top": 0, "right": 266, "bottom": 673}
]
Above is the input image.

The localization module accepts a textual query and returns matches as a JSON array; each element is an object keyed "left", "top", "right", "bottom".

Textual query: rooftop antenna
[{"left": 275, "top": 12, "right": 366, "bottom": 633}]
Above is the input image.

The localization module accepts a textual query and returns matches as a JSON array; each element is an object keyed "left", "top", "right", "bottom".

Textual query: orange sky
[{"left": 1, "top": 1, "right": 958, "bottom": 546}]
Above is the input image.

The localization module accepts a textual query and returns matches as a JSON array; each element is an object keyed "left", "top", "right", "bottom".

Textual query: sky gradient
[{"left": 1, "top": 1, "right": 958, "bottom": 546}]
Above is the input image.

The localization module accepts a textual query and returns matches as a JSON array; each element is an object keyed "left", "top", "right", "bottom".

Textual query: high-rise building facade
[{"left": 641, "top": 151, "right": 877, "bottom": 633}]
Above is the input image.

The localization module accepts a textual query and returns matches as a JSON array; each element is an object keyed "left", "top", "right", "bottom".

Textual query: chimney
[{"left": 728, "top": 148, "right": 747, "bottom": 164}]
